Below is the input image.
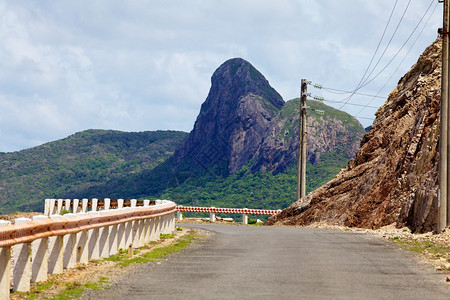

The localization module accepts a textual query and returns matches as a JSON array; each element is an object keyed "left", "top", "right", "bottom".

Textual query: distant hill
[{"left": 0, "top": 130, "right": 188, "bottom": 213}]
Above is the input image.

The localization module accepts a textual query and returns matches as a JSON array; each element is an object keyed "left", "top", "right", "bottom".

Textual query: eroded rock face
[
  {"left": 251, "top": 100, "right": 364, "bottom": 174},
  {"left": 267, "top": 40, "right": 442, "bottom": 233},
  {"left": 173, "top": 58, "right": 284, "bottom": 174}
]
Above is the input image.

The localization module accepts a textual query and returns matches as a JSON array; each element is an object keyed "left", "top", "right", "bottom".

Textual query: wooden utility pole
[
  {"left": 440, "top": 0, "right": 450, "bottom": 231},
  {"left": 297, "top": 79, "right": 308, "bottom": 201}
]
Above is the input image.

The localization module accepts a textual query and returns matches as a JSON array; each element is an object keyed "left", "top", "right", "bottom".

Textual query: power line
[
  {"left": 336, "top": 0, "right": 403, "bottom": 108},
  {"left": 359, "top": 0, "right": 411, "bottom": 88},
  {"left": 339, "top": 0, "right": 434, "bottom": 110},
  {"left": 309, "top": 82, "right": 386, "bottom": 99},
  {"left": 309, "top": 96, "right": 379, "bottom": 109},
  {"left": 354, "top": 0, "right": 439, "bottom": 117},
  {"left": 352, "top": 0, "right": 435, "bottom": 93}
]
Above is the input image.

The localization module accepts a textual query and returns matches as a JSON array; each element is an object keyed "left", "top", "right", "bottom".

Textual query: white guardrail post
[
  {"left": 63, "top": 213, "right": 77, "bottom": 269},
  {"left": 87, "top": 211, "right": 100, "bottom": 260},
  {"left": 242, "top": 208, "right": 248, "bottom": 225},
  {"left": 76, "top": 212, "right": 89, "bottom": 264},
  {"left": 13, "top": 218, "right": 32, "bottom": 292},
  {"left": 31, "top": 215, "right": 49, "bottom": 283},
  {"left": 210, "top": 207, "right": 216, "bottom": 223},
  {"left": 0, "top": 220, "right": 11, "bottom": 299},
  {"left": 48, "top": 215, "right": 64, "bottom": 274}
]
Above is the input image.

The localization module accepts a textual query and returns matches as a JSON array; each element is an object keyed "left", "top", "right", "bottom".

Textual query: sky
[{"left": 0, "top": 0, "right": 442, "bottom": 152}]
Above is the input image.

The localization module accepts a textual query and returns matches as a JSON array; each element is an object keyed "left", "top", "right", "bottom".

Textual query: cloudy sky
[{"left": 0, "top": 0, "right": 442, "bottom": 152}]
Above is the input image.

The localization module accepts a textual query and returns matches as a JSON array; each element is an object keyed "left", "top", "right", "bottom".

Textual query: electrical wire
[
  {"left": 336, "top": 0, "right": 402, "bottom": 108},
  {"left": 309, "top": 83, "right": 386, "bottom": 99},
  {"left": 353, "top": 0, "right": 435, "bottom": 92},
  {"left": 339, "top": 0, "right": 435, "bottom": 110},
  {"left": 354, "top": 0, "right": 439, "bottom": 117},
  {"left": 309, "top": 96, "right": 379, "bottom": 109}
]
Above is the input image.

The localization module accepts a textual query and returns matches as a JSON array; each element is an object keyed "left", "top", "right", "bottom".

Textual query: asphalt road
[{"left": 84, "top": 223, "right": 450, "bottom": 299}]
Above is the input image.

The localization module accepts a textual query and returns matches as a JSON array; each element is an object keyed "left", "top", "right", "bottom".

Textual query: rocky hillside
[
  {"left": 267, "top": 40, "right": 441, "bottom": 233},
  {"left": 251, "top": 99, "right": 364, "bottom": 174}
]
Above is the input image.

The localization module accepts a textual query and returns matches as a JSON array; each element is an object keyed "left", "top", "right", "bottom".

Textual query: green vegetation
[
  {"left": 105, "top": 229, "right": 201, "bottom": 267},
  {"left": 11, "top": 278, "right": 109, "bottom": 300},
  {"left": 0, "top": 129, "right": 188, "bottom": 214},
  {"left": 162, "top": 155, "right": 347, "bottom": 212},
  {"left": 389, "top": 237, "right": 450, "bottom": 259}
]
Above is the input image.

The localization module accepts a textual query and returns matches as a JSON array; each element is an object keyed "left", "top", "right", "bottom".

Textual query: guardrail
[
  {"left": 0, "top": 199, "right": 176, "bottom": 299},
  {"left": 176, "top": 206, "right": 281, "bottom": 224}
]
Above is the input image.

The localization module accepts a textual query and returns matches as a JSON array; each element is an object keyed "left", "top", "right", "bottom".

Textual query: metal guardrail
[
  {"left": 0, "top": 199, "right": 176, "bottom": 298},
  {"left": 176, "top": 205, "right": 281, "bottom": 224}
]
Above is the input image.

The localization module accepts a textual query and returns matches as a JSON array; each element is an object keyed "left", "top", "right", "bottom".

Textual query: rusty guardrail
[{"left": 0, "top": 198, "right": 176, "bottom": 298}]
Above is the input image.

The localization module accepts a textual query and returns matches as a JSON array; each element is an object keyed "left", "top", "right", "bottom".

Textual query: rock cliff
[
  {"left": 267, "top": 40, "right": 442, "bottom": 233},
  {"left": 173, "top": 58, "right": 284, "bottom": 174}
]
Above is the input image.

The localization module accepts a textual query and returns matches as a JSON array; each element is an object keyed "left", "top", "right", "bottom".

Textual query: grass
[
  {"left": 389, "top": 236, "right": 450, "bottom": 272},
  {"left": 11, "top": 279, "right": 108, "bottom": 300},
  {"left": 389, "top": 237, "right": 450, "bottom": 256},
  {"left": 113, "top": 230, "right": 200, "bottom": 267}
]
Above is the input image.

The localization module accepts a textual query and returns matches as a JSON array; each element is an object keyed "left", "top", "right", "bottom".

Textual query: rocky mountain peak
[{"left": 173, "top": 58, "right": 283, "bottom": 173}]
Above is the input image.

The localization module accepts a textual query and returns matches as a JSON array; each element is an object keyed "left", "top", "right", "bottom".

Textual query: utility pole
[
  {"left": 297, "top": 79, "right": 308, "bottom": 201},
  {"left": 439, "top": 0, "right": 450, "bottom": 231}
]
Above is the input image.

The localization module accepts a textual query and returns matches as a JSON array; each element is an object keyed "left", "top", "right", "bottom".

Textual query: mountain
[
  {"left": 0, "top": 130, "right": 188, "bottom": 213},
  {"left": 173, "top": 58, "right": 284, "bottom": 174},
  {"left": 267, "top": 40, "right": 441, "bottom": 232}
]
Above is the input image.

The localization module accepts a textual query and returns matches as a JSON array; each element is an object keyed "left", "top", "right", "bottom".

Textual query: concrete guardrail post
[
  {"left": 87, "top": 211, "right": 100, "bottom": 260},
  {"left": 76, "top": 212, "right": 89, "bottom": 264},
  {"left": 44, "top": 199, "right": 51, "bottom": 216},
  {"left": 117, "top": 208, "right": 126, "bottom": 251},
  {"left": 117, "top": 199, "right": 124, "bottom": 209},
  {"left": 48, "top": 215, "right": 64, "bottom": 274},
  {"left": 0, "top": 220, "right": 12, "bottom": 299},
  {"left": 149, "top": 217, "right": 158, "bottom": 241},
  {"left": 47, "top": 199, "right": 56, "bottom": 216},
  {"left": 31, "top": 215, "right": 49, "bottom": 283},
  {"left": 82, "top": 198, "right": 89, "bottom": 213},
  {"left": 63, "top": 213, "right": 77, "bottom": 269},
  {"left": 98, "top": 210, "right": 110, "bottom": 258},
  {"left": 210, "top": 207, "right": 216, "bottom": 223},
  {"left": 64, "top": 199, "right": 71, "bottom": 212},
  {"left": 13, "top": 218, "right": 32, "bottom": 292},
  {"left": 143, "top": 200, "right": 151, "bottom": 244},
  {"left": 242, "top": 213, "right": 248, "bottom": 225},
  {"left": 124, "top": 208, "right": 134, "bottom": 250},
  {"left": 177, "top": 210, "right": 183, "bottom": 221},
  {"left": 91, "top": 198, "right": 98, "bottom": 211},
  {"left": 73, "top": 199, "right": 80, "bottom": 214},
  {"left": 104, "top": 198, "right": 111, "bottom": 210},
  {"left": 56, "top": 199, "right": 64, "bottom": 214}
]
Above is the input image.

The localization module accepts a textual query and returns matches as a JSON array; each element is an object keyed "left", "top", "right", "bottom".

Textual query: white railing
[
  {"left": 0, "top": 198, "right": 176, "bottom": 299},
  {"left": 176, "top": 206, "right": 281, "bottom": 224}
]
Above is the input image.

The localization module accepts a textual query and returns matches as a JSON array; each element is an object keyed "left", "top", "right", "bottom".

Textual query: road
[{"left": 84, "top": 223, "right": 450, "bottom": 299}]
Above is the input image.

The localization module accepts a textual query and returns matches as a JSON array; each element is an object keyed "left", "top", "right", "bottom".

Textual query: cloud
[{"left": 0, "top": 0, "right": 442, "bottom": 152}]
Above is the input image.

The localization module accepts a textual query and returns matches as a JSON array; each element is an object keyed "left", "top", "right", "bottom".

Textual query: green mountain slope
[{"left": 0, "top": 129, "right": 188, "bottom": 213}]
